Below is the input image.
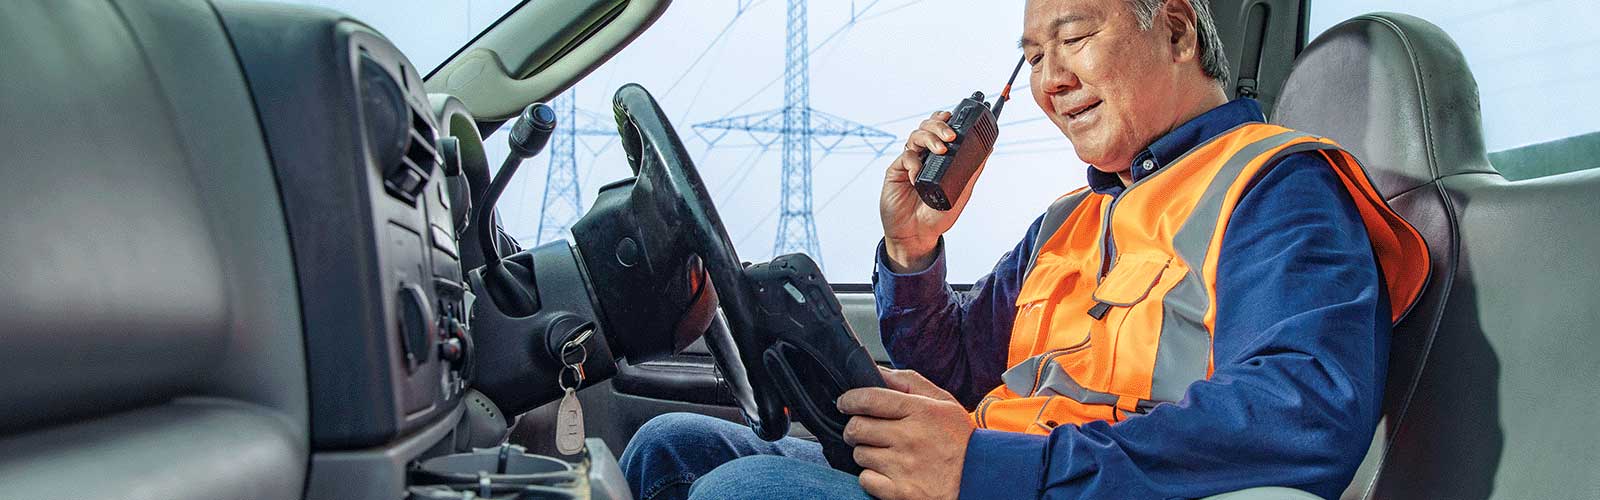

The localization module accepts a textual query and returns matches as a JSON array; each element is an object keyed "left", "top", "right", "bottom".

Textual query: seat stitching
[
  {"left": 1382, "top": 171, "right": 1492, "bottom": 202},
  {"left": 1361, "top": 15, "right": 1443, "bottom": 183}
]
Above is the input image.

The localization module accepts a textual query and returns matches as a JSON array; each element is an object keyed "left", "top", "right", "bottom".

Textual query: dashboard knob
[{"left": 439, "top": 337, "right": 464, "bottom": 363}]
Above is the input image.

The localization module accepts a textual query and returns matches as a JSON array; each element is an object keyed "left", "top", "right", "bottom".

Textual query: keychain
[{"left": 555, "top": 328, "right": 592, "bottom": 457}]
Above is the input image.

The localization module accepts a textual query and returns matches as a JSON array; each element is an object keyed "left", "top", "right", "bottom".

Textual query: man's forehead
[{"left": 1019, "top": 0, "right": 1108, "bottom": 47}]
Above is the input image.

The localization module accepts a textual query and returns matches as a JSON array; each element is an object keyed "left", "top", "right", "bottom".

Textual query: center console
[{"left": 211, "top": 2, "right": 630, "bottom": 498}]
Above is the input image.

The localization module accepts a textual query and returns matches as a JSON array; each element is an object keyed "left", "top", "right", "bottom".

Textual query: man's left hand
[{"left": 837, "top": 367, "right": 975, "bottom": 500}]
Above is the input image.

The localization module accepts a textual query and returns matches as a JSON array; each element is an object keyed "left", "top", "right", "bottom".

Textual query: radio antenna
[{"left": 990, "top": 55, "right": 1027, "bottom": 119}]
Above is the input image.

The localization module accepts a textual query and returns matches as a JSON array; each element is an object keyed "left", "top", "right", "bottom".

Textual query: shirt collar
[{"left": 1086, "top": 98, "right": 1266, "bottom": 195}]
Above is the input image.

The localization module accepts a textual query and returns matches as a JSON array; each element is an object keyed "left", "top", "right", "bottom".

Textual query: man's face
[{"left": 1022, "top": 0, "right": 1185, "bottom": 172}]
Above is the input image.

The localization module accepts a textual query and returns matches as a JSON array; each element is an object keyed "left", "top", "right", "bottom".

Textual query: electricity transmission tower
[
  {"left": 693, "top": 0, "right": 894, "bottom": 263},
  {"left": 535, "top": 89, "right": 615, "bottom": 244}
]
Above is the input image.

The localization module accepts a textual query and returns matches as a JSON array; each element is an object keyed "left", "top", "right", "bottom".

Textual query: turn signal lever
[
  {"left": 476, "top": 103, "right": 557, "bottom": 317},
  {"left": 465, "top": 102, "right": 620, "bottom": 420}
]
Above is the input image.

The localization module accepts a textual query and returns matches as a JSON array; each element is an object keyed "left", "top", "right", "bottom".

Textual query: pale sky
[{"left": 289, "top": 0, "right": 1596, "bottom": 282}]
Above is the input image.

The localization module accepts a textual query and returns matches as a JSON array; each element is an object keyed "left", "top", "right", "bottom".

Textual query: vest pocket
[{"left": 1089, "top": 253, "right": 1171, "bottom": 317}]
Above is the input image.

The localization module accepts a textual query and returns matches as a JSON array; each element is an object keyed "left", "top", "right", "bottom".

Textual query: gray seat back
[
  {"left": 0, "top": 1, "right": 308, "bottom": 498},
  {"left": 1275, "top": 12, "right": 1600, "bottom": 499}
]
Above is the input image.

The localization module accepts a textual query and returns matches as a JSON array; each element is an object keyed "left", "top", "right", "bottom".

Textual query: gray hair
[{"left": 1128, "top": 0, "right": 1231, "bottom": 85}]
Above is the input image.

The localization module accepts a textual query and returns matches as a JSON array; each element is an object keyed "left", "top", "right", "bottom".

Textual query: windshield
[{"left": 289, "top": 0, "right": 1079, "bottom": 283}]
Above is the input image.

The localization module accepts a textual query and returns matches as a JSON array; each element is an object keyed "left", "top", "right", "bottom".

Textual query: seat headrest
[{"left": 1273, "top": 13, "right": 1498, "bottom": 197}]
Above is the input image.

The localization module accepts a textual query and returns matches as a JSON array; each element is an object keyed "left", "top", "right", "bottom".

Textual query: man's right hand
[{"left": 880, "top": 111, "right": 986, "bottom": 273}]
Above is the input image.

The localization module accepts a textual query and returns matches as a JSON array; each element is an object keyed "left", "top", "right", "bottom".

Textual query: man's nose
[{"left": 1039, "top": 53, "right": 1079, "bottom": 95}]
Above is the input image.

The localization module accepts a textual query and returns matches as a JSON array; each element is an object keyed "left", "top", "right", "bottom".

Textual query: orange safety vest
[{"left": 971, "top": 123, "right": 1430, "bottom": 433}]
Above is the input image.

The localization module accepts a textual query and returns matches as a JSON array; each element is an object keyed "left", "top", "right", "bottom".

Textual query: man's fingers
[
  {"left": 842, "top": 415, "right": 899, "bottom": 448},
  {"left": 909, "top": 129, "right": 947, "bottom": 155},
  {"left": 838, "top": 387, "right": 918, "bottom": 419},
  {"left": 885, "top": 150, "right": 910, "bottom": 177},
  {"left": 852, "top": 445, "right": 895, "bottom": 474},
  {"left": 879, "top": 367, "right": 961, "bottom": 404},
  {"left": 859, "top": 468, "right": 897, "bottom": 500},
  {"left": 902, "top": 155, "right": 928, "bottom": 184},
  {"left": 918, "top": 117, "right": 958, "bottom": 142},
  {"left": 899, "top": 111, "right": 954, "bottom": 161},
  {"left": 886, "top": 149, "right": 927, "bottom": 188},
  {"left": 877, "top": 366, "right": 915, "bottom": 393}
]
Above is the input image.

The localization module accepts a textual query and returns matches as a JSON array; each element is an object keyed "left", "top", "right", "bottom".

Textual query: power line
[
  {"left": 673, "top": 26, "right": 739, "bottom": 126},
  {"left": 870, "top": 106, "right": 948, "bottom": 127},
  {"left": 576, "top": 1, "right": 764, "bottom": 175},
  {"left": 867, "top": 83, "right": 1034, "bottom": 127},
  {"left": 736, "top": 204, "right": 781, "bottom": 249},
  {"left": 713, "top": 147, "right": 774, "bottom": 207},
  {"left": 853, "top": 0, "right": 930, "bottom": 23},
  {"left": 712, "top": 0, "right": 901, "bottom": 121},
  {"left": 815, "top": 152, "right": 890, "bottom": 214},
  {"left": 662, "top": 2, "right": 764, "bottom": 98}
]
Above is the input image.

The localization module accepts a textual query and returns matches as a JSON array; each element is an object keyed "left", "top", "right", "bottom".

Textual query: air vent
[
  {"left": 358, "top": 52, "right": 441, "bottom": 204},
  {"left": 382, "top": 106, "right": 440, "bottom": 204}
]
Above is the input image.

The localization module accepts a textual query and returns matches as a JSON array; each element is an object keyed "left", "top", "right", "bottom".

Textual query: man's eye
[
  {"left": 1063, "top": 35, "right": 1088, "bottom": 45},
  {"left": 1028, "top": 54, "right": 1044, "bottom": 66}
]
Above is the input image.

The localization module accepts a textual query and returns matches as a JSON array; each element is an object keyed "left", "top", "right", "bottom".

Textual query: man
[{"left": 621, "top": 0, "right": 1429, "bottom": 498}]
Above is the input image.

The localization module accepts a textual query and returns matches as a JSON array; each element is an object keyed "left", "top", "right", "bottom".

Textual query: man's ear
[{"left": 1162, "top": 0, "right": 1201, "bottom": 64}]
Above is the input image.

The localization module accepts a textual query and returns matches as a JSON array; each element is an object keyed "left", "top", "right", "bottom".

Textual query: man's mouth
[{"left": 1065, "top": 100, "right": 1102, "bottom": 120}]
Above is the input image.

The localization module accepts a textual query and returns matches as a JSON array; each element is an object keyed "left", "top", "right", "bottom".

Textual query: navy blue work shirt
[{"left": 872, "top": 99, "right": 1389, "bottom": 499}]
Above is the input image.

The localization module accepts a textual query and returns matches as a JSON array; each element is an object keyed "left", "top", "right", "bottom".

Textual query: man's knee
[
  {"left": 622, "top": 412, "right": 736, "bottom": 462},
  {"left": 688, "top": 455, "right": 868, "bottom": 500},
  {"left": 687, "top": 456, "right": 796, "bottom": 499},
  {"left": 621, "top": 413, "right": 750, "bottom": 500}
]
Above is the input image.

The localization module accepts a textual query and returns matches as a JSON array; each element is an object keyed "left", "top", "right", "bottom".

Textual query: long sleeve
[
  {"left": 872, "top": 217, "right": 1042, "bottom": 409},
  {"left": 959, "top": 153, "right": 1391, "bottom": 499}
]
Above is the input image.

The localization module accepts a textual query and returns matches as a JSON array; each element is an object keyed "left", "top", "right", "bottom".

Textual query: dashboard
[{"left": 219, "top": 5, "right": 470, "bottom": 450}]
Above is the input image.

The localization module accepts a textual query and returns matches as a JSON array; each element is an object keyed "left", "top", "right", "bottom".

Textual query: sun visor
[{"left": 426, "top": 0, "right": 670, "bottom": 121}]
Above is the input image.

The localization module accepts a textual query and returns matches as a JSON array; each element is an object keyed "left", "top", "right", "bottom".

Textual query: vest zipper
[
  {"left": 975, "top": 396, "right": 998, "bottom": 428},
  {"left": 1088, "top": 193, "right": 1124, "bottom": 319},
  {"left": 1027, "top": 335, "right": 1092, "bottom": 395},
  {"left": 1097, "top": 199, "right": 1119, "bottom": 282}
]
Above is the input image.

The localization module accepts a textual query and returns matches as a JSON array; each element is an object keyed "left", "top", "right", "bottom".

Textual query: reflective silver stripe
[
  {"left": 1001, "top": 353, "right": 1121, "bottom": 406},
  {"left": 1001, "top": 353, "right": 1045, "bottom": 396},
  {"left": 1153, "top": 133, "right": 1336, "bottom": 402},
  {"left": 1035, "top": 358, "right": 1119, "bottom": 405},
  {"left": 1024, "top": 191, "right": 1093, "bottom": 280}
]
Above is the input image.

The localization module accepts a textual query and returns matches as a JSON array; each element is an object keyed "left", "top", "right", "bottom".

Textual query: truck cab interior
[{"left": 0, "top": 1, "right": 1595, "bottom": 499}]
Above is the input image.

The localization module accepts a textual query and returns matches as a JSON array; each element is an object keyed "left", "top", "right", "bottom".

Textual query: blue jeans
[{"left": 619, "top": 412, "right": 872, "bottom": 500}]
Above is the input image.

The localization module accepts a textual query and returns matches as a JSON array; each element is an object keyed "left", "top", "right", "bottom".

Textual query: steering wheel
[
  {"left": 609, "top": 84, "right": 888, "bottom": 475},
  {"left": 610, "top": 84, "right": 788, "bottom": 441}
]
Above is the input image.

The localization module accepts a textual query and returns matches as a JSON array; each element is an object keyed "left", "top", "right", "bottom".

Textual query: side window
[{"left": 1309, "top": 1, "right": 1600, "bottom": 180}]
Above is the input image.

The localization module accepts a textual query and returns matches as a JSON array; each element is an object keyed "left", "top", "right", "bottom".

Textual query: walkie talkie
[{"left": 914, "top": 56, "right": 1027, "bottom": 211}]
